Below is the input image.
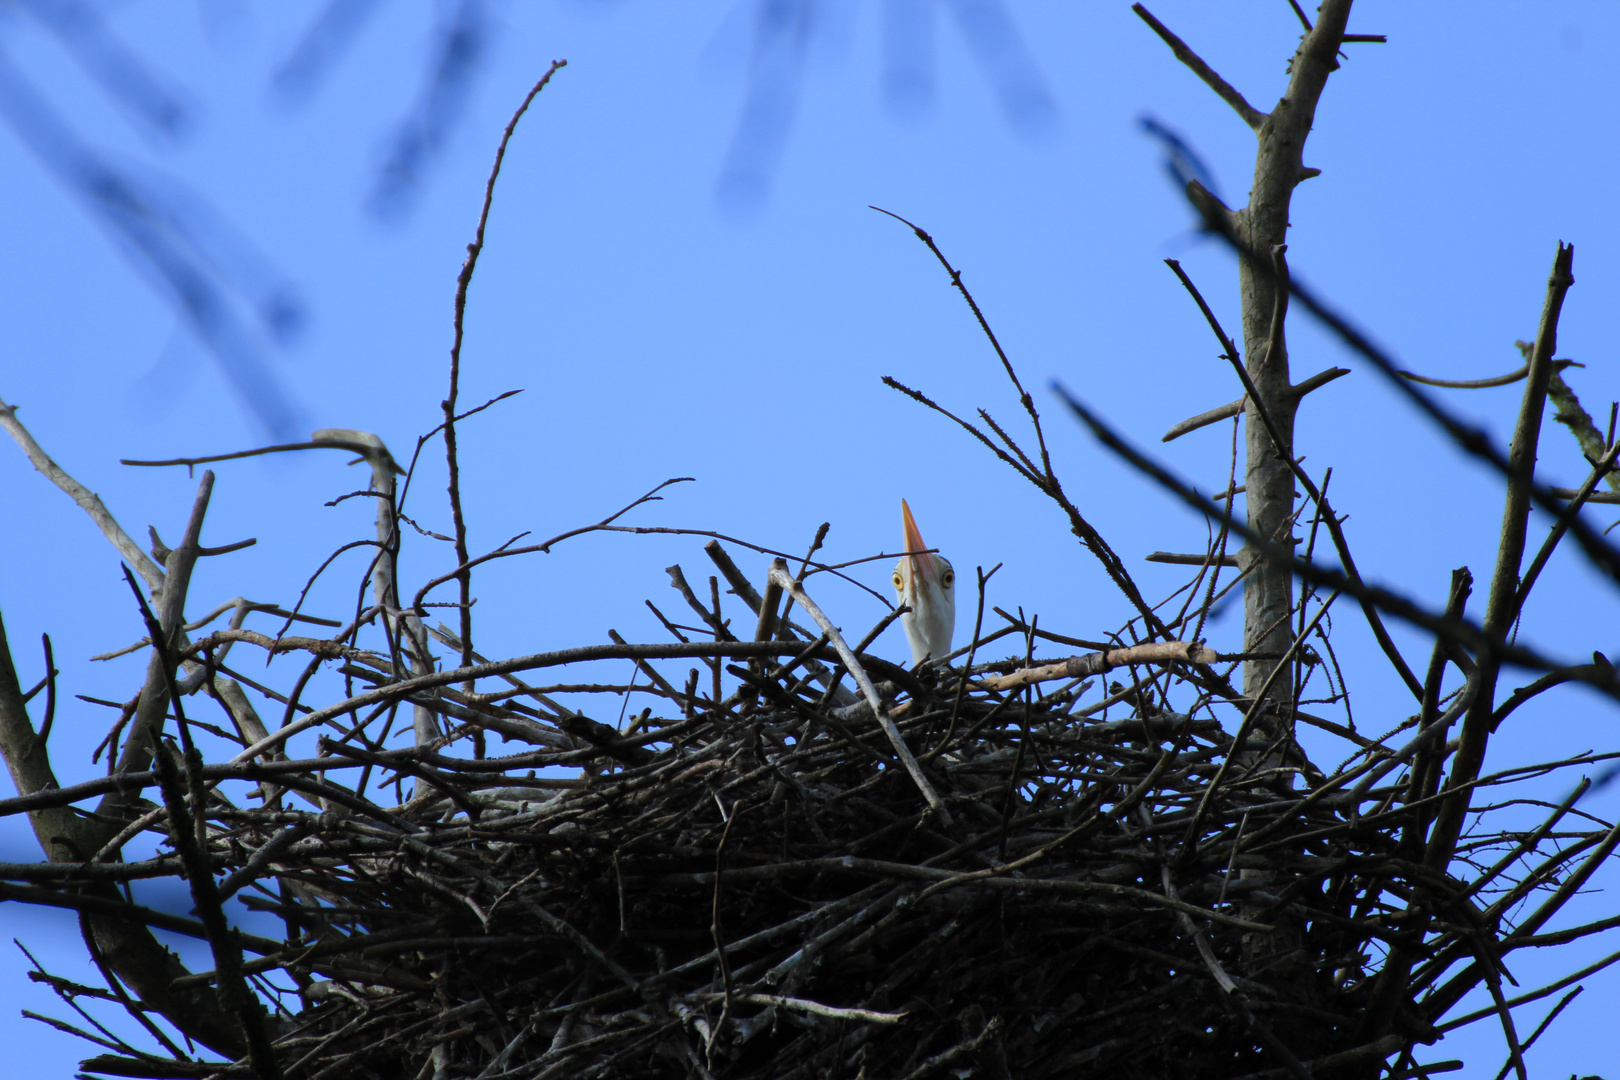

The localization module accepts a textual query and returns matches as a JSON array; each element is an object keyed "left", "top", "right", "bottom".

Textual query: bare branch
[
  {"left": 1162, "top": 367, "right": 1348, "bottom": 443},
  {"left": 1429, "top": 243, "right": 1578, "bottom": 870},
  {"left": 0, "top": 394, "right": 164, "bottom": 589},
  {"left": 443, "top": 61, "right": 568, "bottom": 693},
  {"left": 1132, "top": 5, "right": 1266, "bottom": 131}
]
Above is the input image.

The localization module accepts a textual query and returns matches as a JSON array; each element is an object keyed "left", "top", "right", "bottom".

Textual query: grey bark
[{"left": 1236, "top": 0, "right": 1354, "bottom": 726}]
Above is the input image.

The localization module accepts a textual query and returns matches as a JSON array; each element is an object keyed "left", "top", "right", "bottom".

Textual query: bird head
[{"left": 893, "top": 499, "right": 956, "bottom": 665}]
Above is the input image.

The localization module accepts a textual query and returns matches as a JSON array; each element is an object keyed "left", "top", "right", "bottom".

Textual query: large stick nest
[
  {"left": 272, "top": 683, "right": 1275, "bottom": 1079},
  {"left": 60, "top": 586, "right": 1487, "bottom": 1080}
]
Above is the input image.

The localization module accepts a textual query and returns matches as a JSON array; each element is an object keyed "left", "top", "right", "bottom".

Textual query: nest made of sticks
[
  {"left": 266, "top": 700, "right": 1259, "bottom": 1080},
  {"left": 30, "top": 534, "right": 1527, "bottom": 1080}
]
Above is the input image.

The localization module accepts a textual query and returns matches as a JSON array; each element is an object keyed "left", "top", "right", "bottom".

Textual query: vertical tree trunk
[
  {"left": 1237, "top": 0, "right": 1353, "bottom": 730},
  {"left": 1229, "top": 2, "right": 1355, "bottom": 1059}
]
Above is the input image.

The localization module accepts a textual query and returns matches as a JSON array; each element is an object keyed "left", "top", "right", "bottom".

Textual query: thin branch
[
  {"left": 443, "top": 61, "right": 568, "bottom": 697},
  {"left": 1162, "top": 367, "right": 1349, "bottom": 443},
  {"left": 1514, "top": 439, "right": 1620, "bottom": 617},
  {"left": 1132, "top": 5, "right": 1266, "bottom": 130},
  {"left": 1400, "top": 364, "right": 1530, "bottom": 389},
  {"left": 0, "top": 393, "right": 164, "bottom": 589},
  {"left": 1429, "top": 243, "right": 1578, "bottom": 871},
  {"left": 408, "top": 477, "right": 692, "bottom": 612},
  {"left": 869, "top": 206, "right": 1054, "bottom": 483}
]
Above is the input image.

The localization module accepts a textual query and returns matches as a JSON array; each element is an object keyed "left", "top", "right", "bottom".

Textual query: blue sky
[{"left": 1, "top": 2, "right": 1618, "bottom": 1074}]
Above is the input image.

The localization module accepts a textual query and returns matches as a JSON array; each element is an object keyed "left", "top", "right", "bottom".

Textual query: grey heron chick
[{"left": 893, "top": 499, "right": 955, "bottom": 665}]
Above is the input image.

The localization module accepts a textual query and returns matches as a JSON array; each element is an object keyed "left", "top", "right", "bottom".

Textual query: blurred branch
[
  {"left": 273, "top": 0, "right": 387, "bottom": 104},
  {"left": 1050, "top": 385, "right": 1592, "bottom": 684},
  {"left": 368, "top": 0, "right": 492, "bottom": 220},
  {"left": 19, "top": 0, "right": 189, "bottom": 140},
  {"left": 0, "top": 47, "right": 304, "bottom": 436}
]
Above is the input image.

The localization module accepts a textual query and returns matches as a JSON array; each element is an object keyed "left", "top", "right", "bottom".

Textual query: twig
[
  {"left": 706, "top": 801, "right": 741, "bottom": 1060},
  {"left": 926, "top": 563, "right": 1000, "bottom": 764},
  {"left": 1181, "top": 589, "right": 1341, "bottom": 852},
  {"left": 1513, "top": 439, "right": 1620, "bottom": 617},
  {"left": 408, "top": 478, "right": 693, "bottom": 613},
  {"left": 868, "top": 207, "right": 1053, "bottom": 482},
  {"left": 1400, "top": 364, "right": 1531, "bottom": 389},
  {"left": 443, "top": 60, "right": 568, "bottom": 696},
  {"left": 1162, "top": 367, "right": 1349, "bottom": 443}
]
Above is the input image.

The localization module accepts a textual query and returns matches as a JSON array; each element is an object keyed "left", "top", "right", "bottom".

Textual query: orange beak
[{"left": 900, "top": 498, "right": 939, "bottom": 583}]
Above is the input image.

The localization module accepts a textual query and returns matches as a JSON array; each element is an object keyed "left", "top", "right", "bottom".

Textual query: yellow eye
[
  {"left": 941, "top": 568, "right": 955, "bottom": 589},
  {"left": 892, "top": 571, "right": 904, "bottom": 590}
]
